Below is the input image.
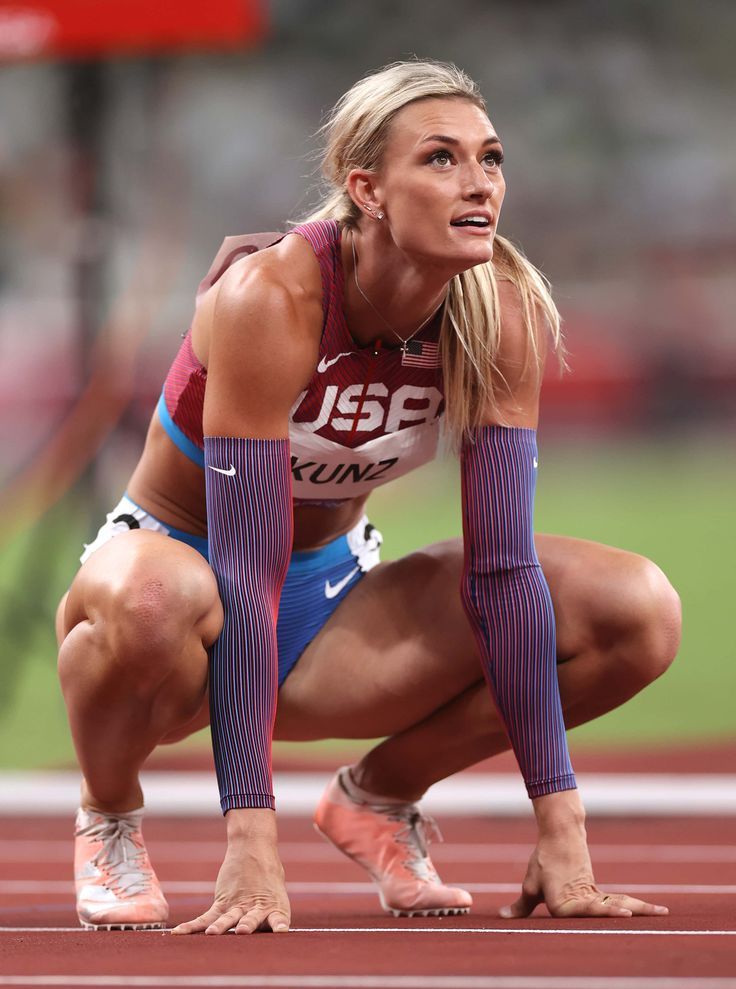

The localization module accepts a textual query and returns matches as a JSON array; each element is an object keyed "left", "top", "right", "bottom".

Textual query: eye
[
  {"left": 483, "top": 150, "right": 504, "bottom": 169},
  {"left": 428, "top": 149, "right": 454, "bottom": 167}
]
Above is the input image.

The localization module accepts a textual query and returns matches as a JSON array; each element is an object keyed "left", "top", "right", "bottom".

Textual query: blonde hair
[{"left": 303, "top": 59, "right": 562, "bottom": 442}]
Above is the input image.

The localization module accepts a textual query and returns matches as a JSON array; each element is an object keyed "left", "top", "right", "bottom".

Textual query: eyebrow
[{"left": 421, "top": 134, "right": 502, "bottom": 147}]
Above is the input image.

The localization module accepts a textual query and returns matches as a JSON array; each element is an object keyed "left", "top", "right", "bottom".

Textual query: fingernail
[
  {"left": 274, "top": 923, "right": 289, "bottom": 932},
  {"left": 499, "top": 907, "right": 511, "bottom": 919},
  {"left": 655, "top": 906, "right": 669, "bottom": 915}
]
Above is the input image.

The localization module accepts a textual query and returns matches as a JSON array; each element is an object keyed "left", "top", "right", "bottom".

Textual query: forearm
[
  {"left": 205, "top": 435, "right": 293, "bottom": 814},
  {"left": 461, "top": 425, "right": 575, "bottom": 798},
  {"left": 462, "top": 562, "right": 575, "bottom": 795},
  {"left": 208, "top": 595, "right": 280, "bottom": 811}
]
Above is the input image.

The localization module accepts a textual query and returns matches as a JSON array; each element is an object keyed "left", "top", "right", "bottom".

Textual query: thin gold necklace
[{"left": 351, "top": 234, "right": 443, "bottom": 354}]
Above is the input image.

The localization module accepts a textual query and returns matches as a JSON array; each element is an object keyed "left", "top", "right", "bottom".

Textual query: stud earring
[{"left": 376, "top": 210, "right": 385, "bottom": 220}]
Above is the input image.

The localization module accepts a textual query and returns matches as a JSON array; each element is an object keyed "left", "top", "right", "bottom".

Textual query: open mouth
[{"left": 450, "top": 215, "right": 492, "bottom": 230}]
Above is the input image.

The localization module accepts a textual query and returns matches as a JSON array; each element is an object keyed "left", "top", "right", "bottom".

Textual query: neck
[{"left": 341, "top": 227, "right": 450, "bottom": 349}]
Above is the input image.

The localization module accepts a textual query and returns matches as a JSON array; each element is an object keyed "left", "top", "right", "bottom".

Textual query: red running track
[{"left": 1, "top": 814, "right": 736, "bottom": 988}]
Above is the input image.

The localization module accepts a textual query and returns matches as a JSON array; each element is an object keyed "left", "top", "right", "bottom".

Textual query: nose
[{"left": 462, "top": 160, "right": 495, "bottom": 201}]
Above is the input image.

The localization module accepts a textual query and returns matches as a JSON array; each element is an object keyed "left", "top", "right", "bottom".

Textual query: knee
[
  {"left": 611, "top": 556, "right": 682, "bottom": 687},
  {"left": 106, "top": 576, "right": 189, "bottom": 661},
  {"left": 79, "top": 550, "right": 219, "bottom": 688}
]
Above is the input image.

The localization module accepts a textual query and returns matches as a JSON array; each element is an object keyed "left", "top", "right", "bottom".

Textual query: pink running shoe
[
  {"left": 74, "top": 807, "right": 169, "bottom": 930},
  {"left": 314, "top": 767, "right": 472, "bottom": 917}
]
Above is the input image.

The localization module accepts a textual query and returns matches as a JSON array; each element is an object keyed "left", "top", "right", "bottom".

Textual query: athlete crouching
[{"left": 56, "top": 60, "right": 681, "bottom": 933}]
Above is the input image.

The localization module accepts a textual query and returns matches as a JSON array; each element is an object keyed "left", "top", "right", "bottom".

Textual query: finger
[
  {"left": 265, "top": 909, "right": 290, "bottom": 933},
  {"left": 602, "top": 894, "right": 669, "bottom": 917},
  {"left": 499, "top": 887, "right": 543, "bottom": 919},
  {"left": 171, "top": 907, "right": 221, "bottom": 935},
  {"left": 235, "top": 907, "right": 271, "bottom": 935},
  {"left": 556, "top": 893, "right": 633, "bottom": 919},
  {"left": 205, "top": 909, "right": 245, "bottom": 935}
]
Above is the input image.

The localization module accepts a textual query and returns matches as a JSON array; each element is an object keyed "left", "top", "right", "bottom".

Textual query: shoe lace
[
  {"left": 77, "top": 815, "right": 152, "bottom": 897},
  {"left": 381, "top": 804, "right": 443, "bottom": 882}
]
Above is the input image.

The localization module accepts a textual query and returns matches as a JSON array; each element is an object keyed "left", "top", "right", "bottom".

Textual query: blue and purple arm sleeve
[
  {"left": 204, "top": 436, "right": 293, "bottom": 814},
  {"left": 460, "top": 425, "right": 576, "bottom": 798}
]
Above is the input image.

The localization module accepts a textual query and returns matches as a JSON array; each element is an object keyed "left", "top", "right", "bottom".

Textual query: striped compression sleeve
[
  {"left": 204, "top": 436, "right": 293, "bottom": 814},
  {"left": 460, "top": 426, "right": 576, "bottom": 799}
]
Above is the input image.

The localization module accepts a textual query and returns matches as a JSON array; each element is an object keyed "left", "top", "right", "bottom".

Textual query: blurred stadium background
[{"left": 0, "top": 0, "right": 734, "bottom": 770}]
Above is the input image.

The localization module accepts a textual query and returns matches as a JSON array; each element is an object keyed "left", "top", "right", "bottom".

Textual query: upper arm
[
  {"left": 198, "top": 244, "right": 322, "bottom": 440},
  {"left": 480, "top": 279, "right": 549, "bottom": 430}
]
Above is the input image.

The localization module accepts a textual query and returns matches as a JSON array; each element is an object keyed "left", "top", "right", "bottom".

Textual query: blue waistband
[
  {"left": 288, "top": 531, "right": 354, "bottom": 571},
  {"left": 123, "top": 490, "right": 356, "bottom": 569},
  {"left": 157, "top": 392, "right": 205, "bottom": 468}
]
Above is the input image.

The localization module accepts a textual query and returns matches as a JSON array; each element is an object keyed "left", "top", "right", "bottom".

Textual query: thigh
[
  {"left": 275, "top": 532, "right": 649, "bottom": 741},
  {"left": 275, "top": 539, "right": 481, "bottom": 740},
  {"left": 534, "top": 533, "right": 661, "bottom": 661}
]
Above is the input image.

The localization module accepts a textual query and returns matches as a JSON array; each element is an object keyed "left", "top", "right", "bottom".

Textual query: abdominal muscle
[{"left": 127, "top": 412, "right": 370, "bottom": 552}]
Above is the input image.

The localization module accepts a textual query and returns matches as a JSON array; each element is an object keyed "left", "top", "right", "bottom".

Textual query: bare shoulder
[
  {"left": 199, "top": 234, "right": 324, "bottom": 436},
  {"left": 222, "top": 232, "right": 322, "bottom": 305},
  {"left": 195, "top": 233, "right": 322, "bottom": 368}
]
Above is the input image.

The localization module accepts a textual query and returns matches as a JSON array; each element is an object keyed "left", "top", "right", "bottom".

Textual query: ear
[{"left": 346, "top": 168, "right": 382, "bottom": 219}]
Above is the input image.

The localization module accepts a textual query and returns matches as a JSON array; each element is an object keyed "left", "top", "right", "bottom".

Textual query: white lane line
[
  {"left": 3, "top": 841, "right": 736, "bottom": 864},
  {"left": 1, "top": 926, "right": 735, "bottom": 937},
  {"left": 292, "top": 927, "right": 736, "bottom": 936},
  {"left": 3, "top": 772, "right": 736, "bottom": 816},
  {"left": 2, "top": 976, "right": 735, "bottom": 989},
  {"left": 2, "top": 881, "right": 736, "bottom": 895}
]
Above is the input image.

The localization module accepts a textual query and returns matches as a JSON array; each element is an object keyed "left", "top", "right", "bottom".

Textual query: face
[{"left": 366, "top": 97, "right": 505, "bottom": 273}]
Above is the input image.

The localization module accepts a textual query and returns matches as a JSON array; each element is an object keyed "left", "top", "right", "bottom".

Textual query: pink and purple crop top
[{"left": 157, "top": 220, "right": 445, "bottom": 504}]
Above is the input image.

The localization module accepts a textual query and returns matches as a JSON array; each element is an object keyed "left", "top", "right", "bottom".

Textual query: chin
[
  {"left": 452, "top": 240, "right": 494, "bottom": 272},
  {"left": 406, "top": 234, "right": 493, "bottom": 274}
]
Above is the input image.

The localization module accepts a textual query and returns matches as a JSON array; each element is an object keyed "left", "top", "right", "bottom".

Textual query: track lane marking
[
  {"left": 1, "top": 926, "right": 735, "bottom": 936},
  {"left": 1, "top": 976, "right": 736, "bottom": 987},
  {"left": 3, "top": 881, "right": 736, "bottom": 895},
  {"left": 3, "top": 771, "right": 736, "bottom": 816}
]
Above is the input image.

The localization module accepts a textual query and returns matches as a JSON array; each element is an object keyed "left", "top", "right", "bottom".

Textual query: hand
[
  {"left": 172, "top": 809, "right": 290, "bottom": 935},
  {"left": 500, "top": 805, "right": 669, "bottom": 920}
]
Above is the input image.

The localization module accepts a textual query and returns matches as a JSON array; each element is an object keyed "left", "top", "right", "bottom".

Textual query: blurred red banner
[{"left": 0, "top": 1, "right": 267, "bottom": 61}]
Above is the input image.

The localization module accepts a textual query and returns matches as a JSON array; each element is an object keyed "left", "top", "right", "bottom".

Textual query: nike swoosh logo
[
  {"left": 324, "top": 566, "right": 360, "bottom": 600},
  {"left": 533, "top": 457, "right": 539, "bottom": 469},
  {"left": 208, "top": 464, "right": 237, "bottom": 476},
  {"left": 317, "top": 352, "right": 352, "bottom": 373}
]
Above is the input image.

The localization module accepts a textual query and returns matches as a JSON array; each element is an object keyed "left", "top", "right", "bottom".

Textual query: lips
[{"left": 450, "top": 213, "right": 493, "bottom": 230}]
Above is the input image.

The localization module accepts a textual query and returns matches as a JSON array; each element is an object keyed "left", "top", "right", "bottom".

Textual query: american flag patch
[{"left": 401, "top": 339, "right": 441, "bottom": 368}]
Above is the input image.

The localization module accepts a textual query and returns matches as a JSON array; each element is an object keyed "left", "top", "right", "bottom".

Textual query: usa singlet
[{"left": 157, "top": 220, "right": 445, "bottom": 503}]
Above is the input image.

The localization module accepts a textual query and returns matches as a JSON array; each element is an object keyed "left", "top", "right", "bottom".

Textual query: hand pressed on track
[
  {"left": 172, "top": 810, "right": 290, "bottom": 935},
  {"left": 499, "top": 831, "right": 669, "bottom": 920},
  {"left": 499, "top": 790, "right": 669, "bottom": 920}
]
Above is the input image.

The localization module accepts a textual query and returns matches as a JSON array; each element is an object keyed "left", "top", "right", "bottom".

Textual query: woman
[{"left": 57, "top": 60, "right": 680, "bottom": 934}]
